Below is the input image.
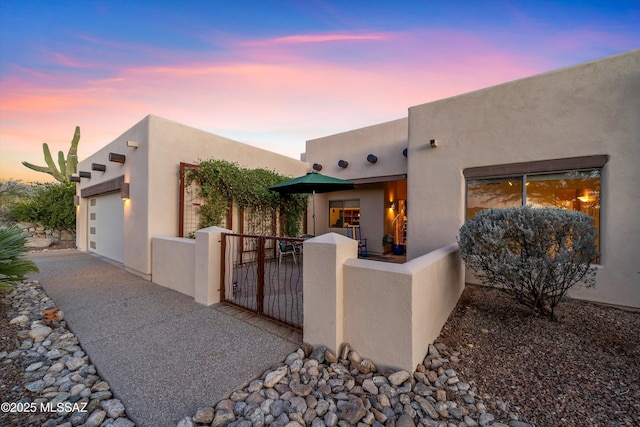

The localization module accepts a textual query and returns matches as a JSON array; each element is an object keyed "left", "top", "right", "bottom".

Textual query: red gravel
[{"left": 437, "top": 284, "right": 640, "bottom": 427}]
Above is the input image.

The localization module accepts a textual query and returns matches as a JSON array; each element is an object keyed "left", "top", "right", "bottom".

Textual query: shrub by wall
[
  {"left": 458, "top": 206, "right": 598, "bottom": 319},
  {"left": 9, "top": 182, "right": 75, "bottom": 230}
]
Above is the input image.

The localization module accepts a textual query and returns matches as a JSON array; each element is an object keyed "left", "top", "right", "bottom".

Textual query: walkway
[{"left": 27, "top": 250, "right": 301, "bottom": 427}]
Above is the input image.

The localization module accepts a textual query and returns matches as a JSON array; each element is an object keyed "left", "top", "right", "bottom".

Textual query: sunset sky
[{"left": 1, "top": 1, "right": 638, "bottom": 182}]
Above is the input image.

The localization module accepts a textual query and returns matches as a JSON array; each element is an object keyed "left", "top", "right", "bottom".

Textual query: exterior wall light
[
  {"left": 367, "top": 154, "right": 378, "bottom": 163},
  {"left": 126, "top": 140, "right": 139, "bottom": 148},
  {"left": 402, "top": 148, "right": 408, "bottom": 157},
  {"left": 430, "top": 139, "right": 438, "bottom": 148},
  {"left": 338, "top": 160, "right": 349, "bottom": 168},
  {"left": 121, "top": 183, "right": 130, "bottom": 200},
  {"left": 92, "top": 163, "right": 106, "bottom": 172},
  {"left": 70, "top": 175, "right": 81, "bottom": 183},
  {"left": 74, "top": 195, "right": 80, "bottom": 206},
  {"left": 312, "top": 163, "right": 323, "bottom": 171},
  {"left": 79, "top": 171, "right": 91, "bottom": 178},
  {"left": 109, "top": 153, "right": 126, "bottom": 163}
]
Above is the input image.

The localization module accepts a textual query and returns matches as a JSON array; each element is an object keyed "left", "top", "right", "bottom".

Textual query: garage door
[{"left": 87, "top": 193, "right": 124, "bottom": 263}]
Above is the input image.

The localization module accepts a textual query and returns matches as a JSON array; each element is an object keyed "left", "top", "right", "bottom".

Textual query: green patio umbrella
[{"left": 269, "top": 172, "right": 355, "bottom": 235}]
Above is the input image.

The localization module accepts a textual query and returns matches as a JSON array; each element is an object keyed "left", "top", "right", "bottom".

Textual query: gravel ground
[
  {"left": 0, "top": 289, "right": 34, "bottom": 426},
  {"left": 437, "top": 284, "right": 640, "bottom": 427}
]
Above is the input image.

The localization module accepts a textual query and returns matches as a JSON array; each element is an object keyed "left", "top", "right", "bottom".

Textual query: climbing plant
[{"left": 186, "top": 160, "right": 308, "bottom": 237}]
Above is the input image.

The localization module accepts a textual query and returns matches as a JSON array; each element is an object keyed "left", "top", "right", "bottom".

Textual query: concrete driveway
[{"left": 28, "top": 250, "right": 301, "bottom": 427}]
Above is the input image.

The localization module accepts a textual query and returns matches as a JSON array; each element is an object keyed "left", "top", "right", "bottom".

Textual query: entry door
[{"left": 88, "top": 193, "right": 124, "bottom": 263}]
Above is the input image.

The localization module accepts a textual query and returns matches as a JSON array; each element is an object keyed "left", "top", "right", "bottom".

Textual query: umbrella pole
[{"left": 312, "top": 190, "right": 316, "bottom": 236}]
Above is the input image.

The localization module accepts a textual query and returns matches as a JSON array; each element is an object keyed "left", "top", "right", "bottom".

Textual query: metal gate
[{"left": 221, "top": 233, "right": 303, "bottom": 330}]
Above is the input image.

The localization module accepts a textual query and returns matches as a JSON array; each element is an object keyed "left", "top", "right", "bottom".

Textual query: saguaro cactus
[{"left": 22, "top": 126, "right": 80, "bottom": 182}]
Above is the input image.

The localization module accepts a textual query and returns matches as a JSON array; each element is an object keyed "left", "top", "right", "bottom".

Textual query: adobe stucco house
[
  {"left": 306, "top": 48, "right": 639, "bottom": 309},
  {"left": 76, "top": 49, "right": 639, "bottom": 310},
  {"left": 74, "top": 115, "right": 308, "bottom": 279}
]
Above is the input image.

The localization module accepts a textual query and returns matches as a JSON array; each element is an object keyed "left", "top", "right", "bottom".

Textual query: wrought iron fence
[{"left": 221, "top": 233, "right": 303, "bottom": 330}]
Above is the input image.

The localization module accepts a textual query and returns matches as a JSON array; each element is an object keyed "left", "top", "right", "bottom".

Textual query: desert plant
[
  {"left": 10, "top": 182, "right": 76, "bottom": 230},
  {"left": 458, "top": 206, "right": 598, "bottom": 319},
  {"left": 0, "top": 179, "right": 33, "bottom": 223},
  {"left": 187, "top": 160, "right": 308, "bottom": 237},
  {"left": 0, "top": 226, "right": 39, "bottom": 290},
  {"left": 22, "top": 126, "right": 80, "bottom": 182}
]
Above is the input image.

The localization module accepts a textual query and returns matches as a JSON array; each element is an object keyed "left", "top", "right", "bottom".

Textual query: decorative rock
[
  {"left": 25, "top": 379, "right": 46, "bottom": 392},
  {"left": 65, "top": 357, "right": 85, "bottom": 371},
  {"left": 265, "top": 366, "right": 289, "bottom": 388},
  {"left": 10, "top": 314, "right": 30, "bottom": 324},
  {"left": 101, "top": 399, "right": 126, "bottom": 418},
  {"left": 84, "top": 409, "right": 107, "bottom": 427},
  {"left": 339, "top": 397, "right": 366, "bottom": 424},
  {"left": 29, "top": 325, "right": 53, "bottom": 342},
  {"left": 212, "top": 410, "right": 235, "bottom": 427},
  {"left": 479, "top": 412, "right": 495, "bottom": 426},
  {"left": 388, "top": 370, "right": 411, "bottom": 386},
  {"left": 397, "top": 413, "right": 417, "bottom": 427}
]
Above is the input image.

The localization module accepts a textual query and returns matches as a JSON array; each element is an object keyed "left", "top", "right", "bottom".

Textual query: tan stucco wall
[
  {"left": 318, "top": 185, "right": 385, "bottom": 254},
  {"left": 77, "top": 115, "right": 309, "bottom": 276},
  {"left": 305, "top": 118, "right": 408, "bottom": 181},
  {"left": 151, "top": 237, "right": 195, "bottom": 296},
  {"left": 406, "top": 49, "right": 640, "bottom": 308}
]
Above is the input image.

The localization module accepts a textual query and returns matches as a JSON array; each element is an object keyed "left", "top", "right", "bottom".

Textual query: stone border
[{"left": 2, "top": 281, "right": 134, "bottom": 427}]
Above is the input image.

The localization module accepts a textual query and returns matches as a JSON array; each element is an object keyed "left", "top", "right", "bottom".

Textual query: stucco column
[
  {"left": 303, "top": 233, "right": 357, "bottom": 354},
  {"left": 194, "top": 226, "right": 231, "bottom": 305}
]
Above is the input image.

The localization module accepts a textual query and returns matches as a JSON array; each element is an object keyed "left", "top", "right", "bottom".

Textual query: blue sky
[{"left": 1, "top": 0, "right": 638, "bottom": 181}]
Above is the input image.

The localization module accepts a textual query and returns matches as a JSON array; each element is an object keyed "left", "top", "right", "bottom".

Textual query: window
[
  {"left": 466, "top": 169, "right": 601, "bottom": 251},
  {"left": 329, "top": 200, "right": 360, "bottom": 228}
]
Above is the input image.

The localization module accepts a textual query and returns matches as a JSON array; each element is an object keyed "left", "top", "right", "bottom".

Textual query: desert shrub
[
  {"left": 458, "top": 206, "right": 598, "bottom": 319},
  {"left": 10, "top": 182, "right": 76, "bottom": 230},
  {"left": 0, "top": 179, "right": 33, "bottom": 223},
  {"left": 0, "top": 226, "right": 39, "bottom": 289}
]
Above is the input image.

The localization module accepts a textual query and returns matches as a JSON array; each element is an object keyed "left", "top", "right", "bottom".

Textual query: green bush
[
  {"left": 458, "top": 206, "right": 598, "bottom": 319},
  {"left": 0, "top": 179, "right": 33, "bottom": 223},
  {"left": 10, "top": 182, "right": 76, "bottom": 230},
  {"left": 0, "top": 226, "right": 39, "bottom": 290},
  {"left": 187, "top": 160, "right": 308, "bottom": 237}
]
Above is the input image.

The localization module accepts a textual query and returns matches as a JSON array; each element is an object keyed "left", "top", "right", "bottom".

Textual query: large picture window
[
  {"left": 466, "top": 169, "right": 601, "bottom": 251},
  {"left": 329, "top": 200, "right": 360, "bottom": 228}
]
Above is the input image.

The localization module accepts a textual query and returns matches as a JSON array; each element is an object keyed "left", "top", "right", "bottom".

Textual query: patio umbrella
[{"left": 269, "top": 172, "right": 355, "bottom": 235}]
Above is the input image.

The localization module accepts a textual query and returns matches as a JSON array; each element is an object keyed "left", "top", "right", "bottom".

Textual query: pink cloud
[
  {"left": 0, "top": 28, "right": 575, "bottom": 182},
  {"left": 241, "top": 32, "right": 391, "bottom": 46}
]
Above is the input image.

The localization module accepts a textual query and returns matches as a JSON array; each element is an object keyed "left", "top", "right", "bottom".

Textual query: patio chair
[
  {"left": 346, "top": 226, "right": 368, "bottom": 257},
  {"left": 277, "top": 240, "right": 299, "bottom": 265}
]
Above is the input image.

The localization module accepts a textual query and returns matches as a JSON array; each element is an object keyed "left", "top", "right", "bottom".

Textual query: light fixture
[
  {"left": 92, "top": 163, "right": 106, "bottom": 172},
  {"left": 390, "top": 201, "right": 396, "bottom": 210},
  {"left": 109, "top": 153, "right": 126, "bottom": 163},
  {"left": 578, "top": 189, "right": 590, "bottom": 202},
  {"left": 338, "top": 160, "right": 349, "bottom": 168},
  {"left": 73, "top": 195, "right": 80, "bottom": 206},
  {"left": 70, "top": 175, "right": 81, "bottom": 183},
  {"left": 121, "top": 183, "right": 130, "bottom": 200},
  {"left": 367, "top": 154, "right": 378, "bottom": 163},
  {"left": 126, "top": 140, "right": 139, "bottom": 148},
  {"left": 402, "top": 148, "right": 408, "bottom": 157},
  {"left": 430, "top": 139, "right": 438, "bottom": 148},
  {"left": 79, "top": 171, "right": 91, "bottom": 178},
  {"left": 312, "top": 163, "right": 323, "bottom": 171}
]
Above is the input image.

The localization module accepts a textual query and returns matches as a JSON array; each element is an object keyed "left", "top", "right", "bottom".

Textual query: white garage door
[{"left": 87, "top": 193, "right": 124, "bottom": 263}]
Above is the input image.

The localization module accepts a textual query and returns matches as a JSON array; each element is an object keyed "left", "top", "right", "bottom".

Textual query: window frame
[{"left": 328, "top": 199, "right": 360, "bottom": 228}]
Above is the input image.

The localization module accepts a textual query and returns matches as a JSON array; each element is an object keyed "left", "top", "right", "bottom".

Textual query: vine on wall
[{"left": 186, "top": 160, "right": 308, "bottom": 237}]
